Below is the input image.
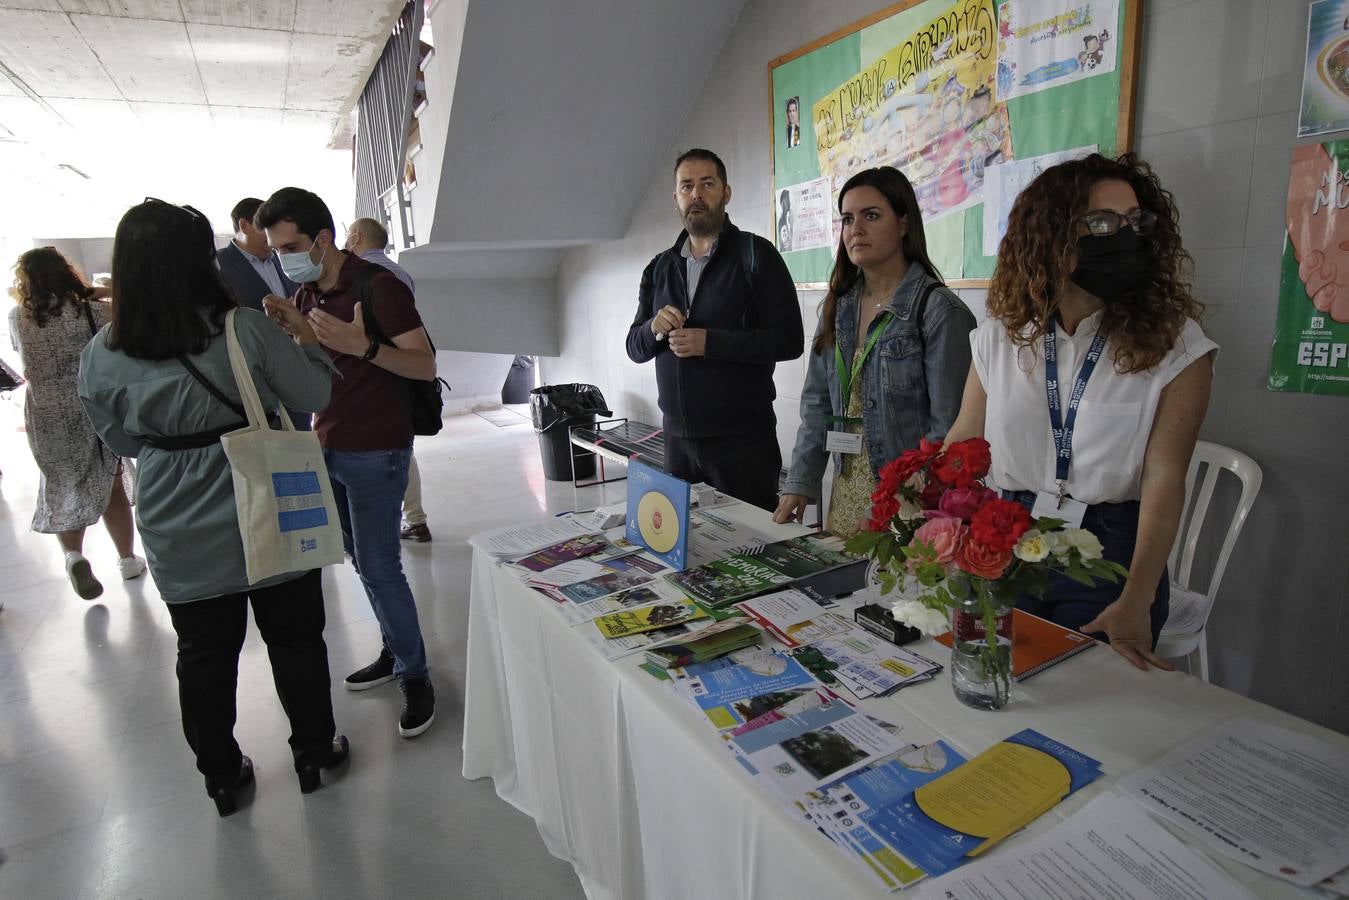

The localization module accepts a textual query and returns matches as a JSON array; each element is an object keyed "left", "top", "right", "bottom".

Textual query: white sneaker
[
  {"left": 65, "top": 552, "right": 104, "bottom": 600},
  {"left": 117, "top": 555, "right": 147, "bottom": 580}
]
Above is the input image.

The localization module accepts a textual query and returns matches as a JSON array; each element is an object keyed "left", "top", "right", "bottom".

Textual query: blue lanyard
[{"left": 1044, "top": 324, "right": 1107, "bottom": 504}]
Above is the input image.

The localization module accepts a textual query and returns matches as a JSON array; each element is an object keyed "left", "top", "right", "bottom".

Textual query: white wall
[{"left": 547, "top": 0, "right": 1349, "bottom": 735}]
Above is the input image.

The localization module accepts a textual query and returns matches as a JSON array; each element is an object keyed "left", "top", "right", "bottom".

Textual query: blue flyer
[{"left": 625, "top": 459, "right": 690, "bottom": 570}]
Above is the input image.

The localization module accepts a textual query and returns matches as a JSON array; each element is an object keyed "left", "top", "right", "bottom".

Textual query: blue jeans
[
  {"left": 1003, "top": 491, "right": 1170, "bottom": 649},
  {"left": 324, "top": 447, "right": 428, "bottom": 681}
]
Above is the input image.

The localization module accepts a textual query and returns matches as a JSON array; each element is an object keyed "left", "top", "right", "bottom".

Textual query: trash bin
[{"left": 529, "top": 384, "right": 611, "bottom": 481}]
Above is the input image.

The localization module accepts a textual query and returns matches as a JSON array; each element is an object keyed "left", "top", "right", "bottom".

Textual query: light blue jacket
[{"left": 782, "top": 264, "right": 976, "bottom": 500}]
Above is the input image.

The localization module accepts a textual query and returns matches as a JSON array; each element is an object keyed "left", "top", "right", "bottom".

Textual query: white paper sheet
[
  {"left": 470, "top": 517, "right": 592, "bottom": 558},
  {"left": 919, "top": 792, "right": 1256, "bottom": 899},
  {"left": 1119, "top": 716, "right": 1349, "bottom": 886},
  {"left": 686, "top": 510, "right": 772, "bottom": 568},
  {"left": 982, "top": 146, "right": 1097, "bottom": 255}
]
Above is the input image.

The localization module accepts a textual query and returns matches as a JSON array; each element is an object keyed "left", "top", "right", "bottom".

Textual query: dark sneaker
[
  {"left": 398, "top": 676, "right": 435, "bottom": 738},
  {"left": 344, "top": 647, "right": 396, "bottom": 692},
  {"left": 400, "top": 523, "right": 432, "bottom": 543}
]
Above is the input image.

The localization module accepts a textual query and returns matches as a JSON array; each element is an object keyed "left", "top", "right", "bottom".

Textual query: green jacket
[{"left": 79, "top": 308, "right": 334, "bottom": 603}]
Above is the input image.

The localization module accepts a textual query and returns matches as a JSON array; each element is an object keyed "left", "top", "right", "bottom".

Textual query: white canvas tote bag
[{"left": 218, "top": 309, "right": 344, "bottom": 582}]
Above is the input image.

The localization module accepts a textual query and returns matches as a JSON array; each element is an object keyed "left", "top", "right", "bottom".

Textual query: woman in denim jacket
[{"left": 775, "top": 167, "right": 976, "bottom": 536}]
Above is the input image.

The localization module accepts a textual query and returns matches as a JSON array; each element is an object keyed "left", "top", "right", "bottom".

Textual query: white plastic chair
[{"left": 1156, "top": 440, "right": 1262, "bottom": 681}]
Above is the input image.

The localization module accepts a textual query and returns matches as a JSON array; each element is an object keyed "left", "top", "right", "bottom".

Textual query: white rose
[
  {"left": 1044, "top": 530, "right": 1074, "bottom": 561},
  {"left": 891, "top": 599, "right": 949, "bottom": 636},
  {"left": 1013, "top": 529, "right": 1050, "bottom": 562},
  {"left": 1061, "top": 528, "right": 1104, "bottom": 561}
]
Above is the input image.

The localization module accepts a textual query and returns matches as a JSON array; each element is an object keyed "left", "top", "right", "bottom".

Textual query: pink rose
[
  {"left": 911, "top": 516, "right": 968, "bottom": 565},
  {"left": 937, "top": 485, "right": 997, "bottom": 522}
]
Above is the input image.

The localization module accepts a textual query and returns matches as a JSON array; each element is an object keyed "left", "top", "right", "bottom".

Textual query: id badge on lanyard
[
  {"left": 826, "top": 310, "right": 891, "bottom": 455},
  {"left": 1036, "top": 326, "right": 1107, "bottom": 529}
]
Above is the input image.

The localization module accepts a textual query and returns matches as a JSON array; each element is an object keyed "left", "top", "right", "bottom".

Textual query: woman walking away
[
  {"left": 80, "top": 199, "right": 348, "bottom": 816},
  {"left": 9, "top": 247, "right": 143, "bottom": 599}
]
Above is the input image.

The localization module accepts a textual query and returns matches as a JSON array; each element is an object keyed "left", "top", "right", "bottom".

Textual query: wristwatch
[{"left": 361, "top": 338, "right": 380, "bottom": 361}]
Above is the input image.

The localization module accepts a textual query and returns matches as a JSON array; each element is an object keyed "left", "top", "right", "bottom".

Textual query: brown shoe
[{"left": 400, "top": 523, "right": 432, "bottom": 542}]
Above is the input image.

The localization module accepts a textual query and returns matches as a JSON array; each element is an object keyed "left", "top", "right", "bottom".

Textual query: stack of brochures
[
  {"left": 643, "top": 621, "right": 762, "bottom": 669},
  {"left": 794, "top": 729, "right": 1103, "bottom": 892},
  {"left": 666, "top": 532, "right": 856, "bottom": 608}
]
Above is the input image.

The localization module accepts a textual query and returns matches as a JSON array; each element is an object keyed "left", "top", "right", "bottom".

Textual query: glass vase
[{"left": 949, "top": 593, "right": 1014, "bottom": 710}]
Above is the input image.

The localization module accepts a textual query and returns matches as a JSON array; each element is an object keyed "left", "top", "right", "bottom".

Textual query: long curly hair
[
  {"left": 813, "top": 166, "right": 944, "bottom": 354},
  {"left": 11, "top": 247, "right": 92, "bottom": 328},
  {"left": 987, "top": 152, "right": 1202, "bottom": 373}
]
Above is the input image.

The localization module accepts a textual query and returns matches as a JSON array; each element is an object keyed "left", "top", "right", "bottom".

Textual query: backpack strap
[
  {"left": 914, "top": 281, "right": 939, "bottom": 354},
  {"left": 357, "top": 263, "right": 439, "bottom": 353},
  {"left": 739, "top": 232, "right": 758, "bottom": 297}
]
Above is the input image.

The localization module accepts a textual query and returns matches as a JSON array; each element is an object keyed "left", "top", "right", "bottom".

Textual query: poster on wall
[
  {"left": 812, "top": 0, "right": 1011, "bottom": 227},
  {"left": 770, "top": 0, "right": 1138, "bottom": 285},
  {"left": 996, "top": 0, "right": 1119, "bottom": 102},
  {"left": 775, "top": 178, "right": 834, "bottom": 252},
  {"left": 1269, "top": 140, "right": 1349, "bottom": 397},
  {"left": 1299, "top": 0, "right": 1349, "bottom": 139}
]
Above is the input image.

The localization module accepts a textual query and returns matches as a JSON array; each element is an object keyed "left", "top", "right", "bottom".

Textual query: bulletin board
[{"left": 769, "top": 0, "right": 1143, "bottom": 287}]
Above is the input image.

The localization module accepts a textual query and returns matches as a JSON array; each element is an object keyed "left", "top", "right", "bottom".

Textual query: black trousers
[
  {"left": 166, "top": 569, "right": 336, "bottom": 784},
  {"left": 665, "top": 431, "right": 782, "bottom": 512},
  {"left": 1003, "top": 492, "right": 1170, "bottom": 649}
]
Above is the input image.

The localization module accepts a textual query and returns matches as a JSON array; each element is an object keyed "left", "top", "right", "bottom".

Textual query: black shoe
[
  {"left": 206, "top": 756, "right": 255, "bottom": 817},
  {"left": 297, "top": 735, "right": 350, "bottom": 794},
  {"left": 344, "top": 647, "right": 396, "bottom": 692},
  {"left": 399, "top": 677, "right": 435, "bottom": 738}
]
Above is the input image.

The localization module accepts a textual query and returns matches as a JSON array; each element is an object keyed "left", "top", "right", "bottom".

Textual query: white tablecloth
[{"left": 463, "top": 503, "right": 1342, "bottom": 900}]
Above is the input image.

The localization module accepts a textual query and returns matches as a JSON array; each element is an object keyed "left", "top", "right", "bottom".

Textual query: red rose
[
  {"left": 866, "top": 494, "right": 900, "bottom": 531},
  {"left": 931, "top": 438, "right": 992, "bottom": 489},
  {"left": 955, "top": 538, "right": 1013, "bottom": 580},
  {"left": 969, "top": 498, "right": 1033, "bottom": 552},
  {"left": 878, "top": 439, "right": 943, "bottom": 492}
]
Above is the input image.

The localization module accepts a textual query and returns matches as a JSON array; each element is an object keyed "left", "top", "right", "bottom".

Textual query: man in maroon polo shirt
[{"left": 256, "top": 187, "right": 436, "bottom": 739}]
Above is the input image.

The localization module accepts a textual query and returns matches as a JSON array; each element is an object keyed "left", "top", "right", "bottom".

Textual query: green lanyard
[{"left": 830, "top": 311, "right": 892, "bottom": 425}]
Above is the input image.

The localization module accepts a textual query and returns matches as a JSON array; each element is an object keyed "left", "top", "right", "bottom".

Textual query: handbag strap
[
  {"left": 178, "top": 353, "right": 247, "bottom": 419},
  {"left": 223, "top": 309, "right": 295, "bottom": 432}
]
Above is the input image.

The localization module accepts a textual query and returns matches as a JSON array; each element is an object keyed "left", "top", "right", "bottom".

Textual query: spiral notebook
[{"left": 935, "top": 609, "right": 1097, "bottom": 682}]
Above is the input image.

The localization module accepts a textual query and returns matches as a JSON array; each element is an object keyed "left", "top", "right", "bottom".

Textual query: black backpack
[{"left": 355, "top": 266, "right": 451, "bottom": 437}]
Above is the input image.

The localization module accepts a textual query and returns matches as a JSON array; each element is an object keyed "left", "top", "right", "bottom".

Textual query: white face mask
[{"left": 278, "top": 241, "right": 327, "bottom": 283}]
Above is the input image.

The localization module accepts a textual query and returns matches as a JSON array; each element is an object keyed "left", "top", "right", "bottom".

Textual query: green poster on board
[
  {"left": 770, "top": 0, "right": 1132, "bottom": 285},
  {"left": 1269, "top": 140, "right": 1349, "bottom": 397}
]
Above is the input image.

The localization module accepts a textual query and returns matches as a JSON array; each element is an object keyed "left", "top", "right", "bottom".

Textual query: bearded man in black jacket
[{"left": 625, "top": 148, "right": 804, "bottom": 511}]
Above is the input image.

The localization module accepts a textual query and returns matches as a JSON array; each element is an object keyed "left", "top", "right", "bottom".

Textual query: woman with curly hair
[
  {"left": 945, "top": 153, "right": 1216, "bottom": 671},
  {"left": 8, "top": 247, "right": 143, "bottom": 599},
  {"left": 777, "top": 166, "right": 976, "bottom": 535}
]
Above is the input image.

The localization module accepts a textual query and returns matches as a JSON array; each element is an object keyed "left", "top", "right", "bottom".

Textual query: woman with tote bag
[{"left": 79, "top": 198, "right": 349, "bottom": 816}]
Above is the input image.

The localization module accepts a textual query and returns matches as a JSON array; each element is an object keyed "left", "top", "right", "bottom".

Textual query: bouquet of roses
[{"left": 844, "top": 437, "right": 1127, "bottom": 642}]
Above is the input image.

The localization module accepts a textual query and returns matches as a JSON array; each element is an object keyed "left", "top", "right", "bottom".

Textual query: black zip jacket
[{"left": 625, "top": 219, "right": 804, "bottom": 439}]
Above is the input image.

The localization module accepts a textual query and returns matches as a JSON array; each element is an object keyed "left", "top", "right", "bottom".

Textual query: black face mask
[{"left": 1070, "top": 228, "right": 1147, "bottom": 303}]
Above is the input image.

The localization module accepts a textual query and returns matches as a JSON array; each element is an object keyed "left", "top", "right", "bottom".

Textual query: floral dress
[
  {"left": 9, "top": 301, "right": 132, "bottom": 533},
  {"left": 826, "top": 347, "right": 877, "bottom": 538}
]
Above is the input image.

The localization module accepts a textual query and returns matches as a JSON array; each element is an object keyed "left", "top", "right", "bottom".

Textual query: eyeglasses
[
  {"left": 143, "top": 196, "right": 208, "bottom": 224},
  {"left": 1081, "top": 208, "right": 1157, "bottom": 236}
]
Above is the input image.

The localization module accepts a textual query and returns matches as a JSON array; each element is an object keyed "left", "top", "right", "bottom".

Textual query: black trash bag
[{"left": 528, "top": 384, "right": 611, "bottom": 481}]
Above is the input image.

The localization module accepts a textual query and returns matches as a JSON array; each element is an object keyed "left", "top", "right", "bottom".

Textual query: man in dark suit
[
  {"left": 218, "top": 196, "right": 311, "bottom": 429},
  {"left": 218, "top": 197, "right": 299, "bottom": 311}
]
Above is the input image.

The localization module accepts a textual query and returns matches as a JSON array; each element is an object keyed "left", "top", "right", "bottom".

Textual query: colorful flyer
[
  {"left": 995, "top": 0, "right": 1119, "bottom": 102},
  {"left": 1270, "top": 140, "right": 1349, "bottom": 396},
  {"left": 1300, "top": 0, "right": 1349, "bottom": 138}
]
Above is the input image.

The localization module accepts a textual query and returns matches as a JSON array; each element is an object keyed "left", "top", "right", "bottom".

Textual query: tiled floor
[{"left": 0, "top": 398, "right": 617, "bottom": 898}]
